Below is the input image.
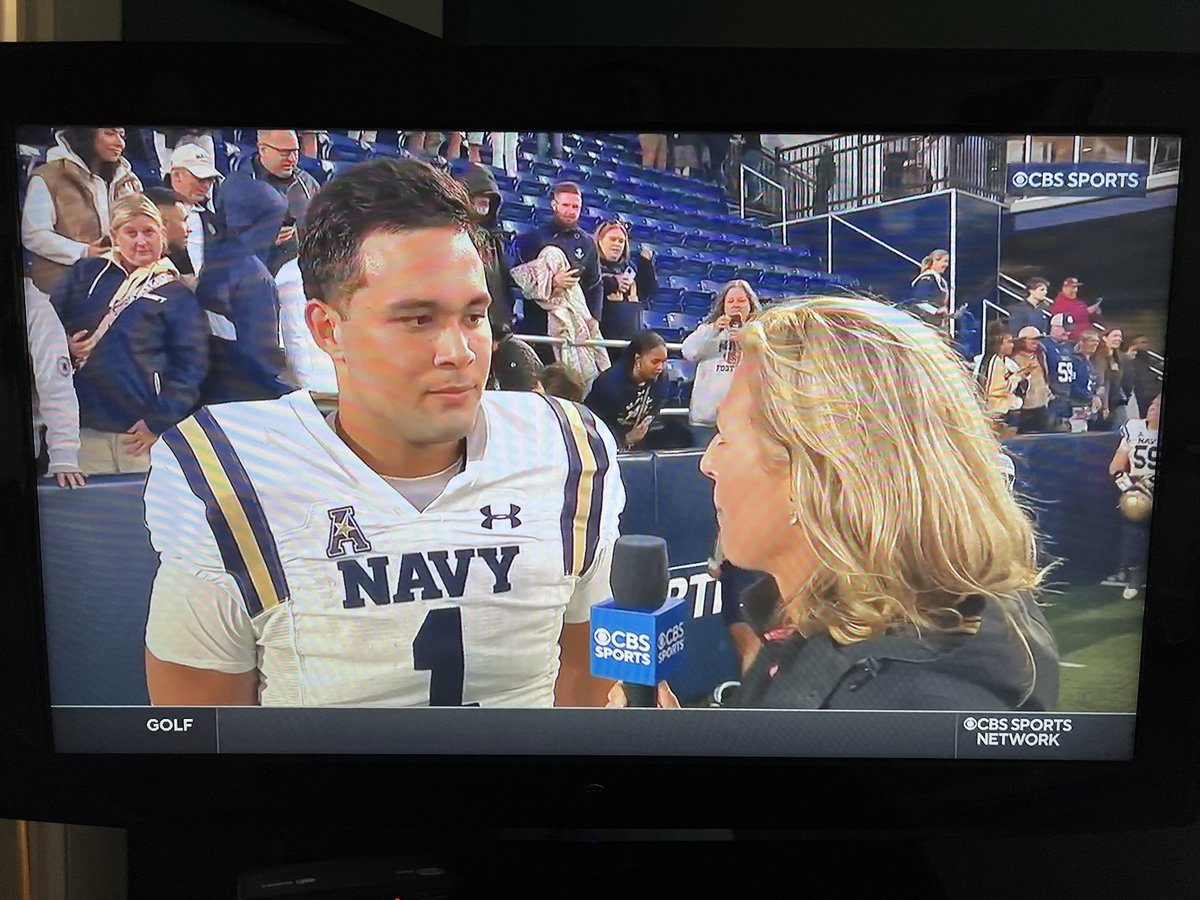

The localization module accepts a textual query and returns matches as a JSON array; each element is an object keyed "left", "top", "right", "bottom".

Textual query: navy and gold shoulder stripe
[
  {"left": 161, "top": 408, "right": 289, "bottom": 617},
  {"left": 539, "top": 395, "right": 612, "bottom": 578}
]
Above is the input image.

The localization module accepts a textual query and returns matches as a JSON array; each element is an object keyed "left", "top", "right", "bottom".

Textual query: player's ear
[{"left": 307, "top": 299, "right": 345, "bottom": 362}]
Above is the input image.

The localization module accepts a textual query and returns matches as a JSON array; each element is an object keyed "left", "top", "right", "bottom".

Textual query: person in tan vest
[{"left": 21, "top": 127, "right": 143, "bottom": 299}]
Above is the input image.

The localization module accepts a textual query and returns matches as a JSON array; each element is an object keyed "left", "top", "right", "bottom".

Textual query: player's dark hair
[
  {"left": 1026, "top": 277, "right": 1049, "bottom": 294},
  {"left": 539, "top": 362, "right": 585, "bottom": 403},
  {"left": 299, "top": 158, "right": 485, "bottom": 312},
  {"left": 625, "top": 329, "right": 667, "bottom": 370},
  {"left": 552, "top": 181, "right": 582, "bottom": 199},
  {"left": 143, "top": 185, "right": 189, "bottom": 208}
]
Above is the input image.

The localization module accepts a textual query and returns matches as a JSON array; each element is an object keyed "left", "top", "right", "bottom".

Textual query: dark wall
[
  {"left": 120, "top": 0, "right": 1200, "bottom": 50},
  {"left": 122, "top": 0, "right": 352, "bottom": 41},
  {"left": 452, "top": 0, "right": 1200, "bottom": 49}
]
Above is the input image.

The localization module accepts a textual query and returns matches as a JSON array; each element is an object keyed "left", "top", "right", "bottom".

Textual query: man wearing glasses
[{"left": 235, "top": 129, "right": 321, "bottom": 277}]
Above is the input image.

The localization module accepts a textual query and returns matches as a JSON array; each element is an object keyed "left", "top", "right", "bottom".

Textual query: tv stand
[{"left": 129, "top": 825, "right": 949, "bottom": 898}]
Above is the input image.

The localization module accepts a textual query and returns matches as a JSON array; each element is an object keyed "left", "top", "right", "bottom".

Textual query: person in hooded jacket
[
  {"left": 22, "top": 127, "right": 143, "bottom": 298},
  {"left": 195, "top": 177, "right": 293, "bottom": 405},
  {"left": 455, "top": 162, "right": 518, "bottom": 328}
]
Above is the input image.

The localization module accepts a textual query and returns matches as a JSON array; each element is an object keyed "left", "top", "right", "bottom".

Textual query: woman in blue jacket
[{"left": 50, "top": 193, "right": 207, "bottom": 475}]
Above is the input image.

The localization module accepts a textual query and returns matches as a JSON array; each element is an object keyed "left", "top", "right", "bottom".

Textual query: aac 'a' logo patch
[
  {"left": 56, "top": 356, "right": 72, "bottom": 378},
  {"left": 326, "top": 506, "right": 372, "bottom": 558}
]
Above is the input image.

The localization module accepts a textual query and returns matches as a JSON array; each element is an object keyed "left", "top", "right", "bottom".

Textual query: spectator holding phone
[
  {"left": 584, "top": 330, "right": 668, "bottom": 450},
  {"left": 682, "top": 280, "right": 762, "bottom": 447},
  {"left": 230, "top": 129, "right": 320, "bottom": 277},
  {"left": 595, "top": 219, "right": 657, "bottom": 341},
  {"left": 1050, "top": 277, "right": 1102, "bottom": 341},
  {"left": 1010, "top": 326, "right": 1052, "bottom": 434},
  {"left": 515, "top": 182, "right": 602, "bottom": 358},
  {"left": 978, "top": 326, "right": 1026, "bottom": 437}
]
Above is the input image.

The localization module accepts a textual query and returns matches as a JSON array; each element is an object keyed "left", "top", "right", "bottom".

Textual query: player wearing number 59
[
  {"left": 143, "top": 159, "right": 624, "bottom": 708},
  {"left": 1107, "top": 395, "right": 1160, "bottom": 600}
]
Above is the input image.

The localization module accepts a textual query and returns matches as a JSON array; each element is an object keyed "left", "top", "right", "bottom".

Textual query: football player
[
  {"left": 1107, "top": 394, "right": 1160, "bottom": 600},
  {"left": 143, "top": 158, "right": 625, "bottom": 707}
]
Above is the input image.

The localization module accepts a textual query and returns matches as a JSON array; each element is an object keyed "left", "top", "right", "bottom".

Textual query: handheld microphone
[{"left": 590, "top": 535, "right": 688, "bottom": 707}]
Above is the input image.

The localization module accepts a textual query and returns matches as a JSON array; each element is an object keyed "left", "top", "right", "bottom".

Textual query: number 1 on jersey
[{"left": 412, "top": 607, "right": 468, "bottom": 706}]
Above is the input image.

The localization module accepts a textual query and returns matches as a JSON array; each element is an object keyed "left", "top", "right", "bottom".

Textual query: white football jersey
[
  {"left": 1120, "top": 418, "right": 1159, "bottom": 482},
  {"left": 143, "top": 390, "right": 625, "bottom": 708}
]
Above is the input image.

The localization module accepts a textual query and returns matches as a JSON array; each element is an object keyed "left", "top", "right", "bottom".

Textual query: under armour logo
[
  {"left": 480, "top": 504, "right": 522, "bottom": 530},
  {"left": 326, "top": 506, "right": 372, "bottom": 558}
]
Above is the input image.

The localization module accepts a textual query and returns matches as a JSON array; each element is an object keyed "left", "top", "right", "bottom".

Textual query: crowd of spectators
[
  {"left": 978, "top": 272, "right": 1162, "bottom": 436},
  {"left": 18, "top": 126, "right": 1166, "bottom": 491}
]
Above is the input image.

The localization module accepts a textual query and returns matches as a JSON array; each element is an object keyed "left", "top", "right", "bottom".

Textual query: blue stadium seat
[
  {"left": 734, "top": 266, "right": 763, "bottom": 284},
  {"left": 675, "top": 252, "right": 712, "bottom": 278},
  {"left": 369, "top": 141, "right": 403, "bottom": 159},
  {"left": 699, "top": 279, "right": 727, "bottom": 296},
  {"left": 517, "top": 177, "right": 548, "bottom": 198},
  {"left": 584, "top": 171, "right": 616, "bottom": 191},
  {"left": 499, "top": 201, "right": 536, "bottom": 224},
  {"left": 641, "top": 309, "right": 672, "bottom": 332},
  {"left": 327, "top": 132, "right": 372, "bottom": 162},
  {"left": 629, "top": 222, "right": 660, "bottom": 244},
  {"left": 653, "top": 248, "right": 688, "bottom": 276},
  {"left": 759, "top": 271, "right": 788, "bottom": 291},
  {"left": 532, "top": 160, "right": 562, "bottom": 180},
  {"left": 650, "top": 223, "right": 683, "bottom": 247},
  {"left": 707, "top": 257, "right": 738, "bottom": 282},
  {"left": 667, "top": 311, "right": 702, "bottom": 334},
  {"left": 606, "top": 195, "right": 642, "bottom": 216},
  {"left": 297, "top": 156, "right": 333, "bottom": 185},
  {"left": 130, "top": 159, "right": 161, "bottom": 189},
  {"left": 666, "top": 275, "right": 701, "bottom": 293}
]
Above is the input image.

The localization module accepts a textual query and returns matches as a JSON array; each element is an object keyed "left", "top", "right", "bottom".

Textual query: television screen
[{"left": 16, "top": 125, "right": 1176, "bottom": 761}]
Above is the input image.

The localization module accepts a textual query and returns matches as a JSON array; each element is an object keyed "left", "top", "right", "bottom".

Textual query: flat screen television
[{"left": 0, "top": 43, "right": 1197, "bottom": 835}]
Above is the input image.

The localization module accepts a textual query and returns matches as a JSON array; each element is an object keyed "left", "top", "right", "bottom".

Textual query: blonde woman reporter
[{"left": 611, "top": 295, "right": 1059, "bottom": 710}]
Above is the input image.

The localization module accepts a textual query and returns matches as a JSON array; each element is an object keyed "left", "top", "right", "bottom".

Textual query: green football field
[{"left": 1041, "top": 582, "right": 1146, "bottom": 713}]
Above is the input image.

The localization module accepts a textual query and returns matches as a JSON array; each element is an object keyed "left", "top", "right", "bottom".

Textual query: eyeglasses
[
  {"left": 600, "top": 218, "right": 630, "bottom": 233},
  {"left": 262, "top": 144, "right": 301, "bottom": 158}
]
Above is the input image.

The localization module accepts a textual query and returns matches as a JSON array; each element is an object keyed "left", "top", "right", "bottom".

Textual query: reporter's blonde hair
[{"left": 738, "top": 295, "right": 1047, "bottom": 650}]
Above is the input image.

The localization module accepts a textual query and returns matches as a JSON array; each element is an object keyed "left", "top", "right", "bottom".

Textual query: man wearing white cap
[{"left": 168, "top": 144, "right": 224, "bottom": 280}]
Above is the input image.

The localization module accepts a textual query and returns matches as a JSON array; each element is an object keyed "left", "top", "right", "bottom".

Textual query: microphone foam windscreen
[{"left": 610, "top": 534, "right": 670, "bottom": 611}]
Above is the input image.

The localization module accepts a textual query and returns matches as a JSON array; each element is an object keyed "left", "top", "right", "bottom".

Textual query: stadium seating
[
  {"left": 666, "top": 311, "right": 702, "bottom": 334},
  {"left": 13, "top": 128, "right": 870, "bottom": 410},
  {"left": 327, "top": 132, "right": 372, "bottom": 162}
]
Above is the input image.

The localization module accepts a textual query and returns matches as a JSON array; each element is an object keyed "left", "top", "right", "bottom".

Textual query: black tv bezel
[{"left": 0, "top": 43, "right": 1198, "bottom": 831}]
